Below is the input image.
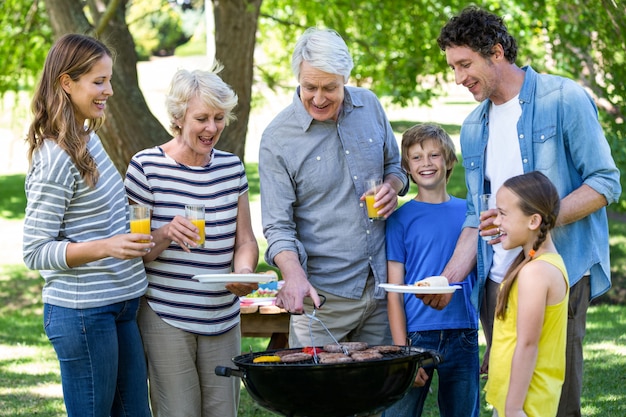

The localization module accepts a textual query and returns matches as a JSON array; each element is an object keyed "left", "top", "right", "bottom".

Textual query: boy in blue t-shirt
[{"left": 382, "top": 124, "right": 479, "bottom": 417}]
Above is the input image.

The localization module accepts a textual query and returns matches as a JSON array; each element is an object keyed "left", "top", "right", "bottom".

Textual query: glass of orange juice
[
  {"left": 479, "top": 193, "right": 497, "bottom": 240},
  {"left": 185, "top": 204, "right": 206, "bottom": 248},
  {"left": 365, "top": 179, "right": 384, "bottom": 220},
  {"left": 129, "top": 205, "right": 151, "bottom": 242}
]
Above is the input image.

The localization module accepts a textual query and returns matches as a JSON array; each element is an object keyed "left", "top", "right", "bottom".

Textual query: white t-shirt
[{"left": 485, "top": 96, "right": 523, "bottom": 283}]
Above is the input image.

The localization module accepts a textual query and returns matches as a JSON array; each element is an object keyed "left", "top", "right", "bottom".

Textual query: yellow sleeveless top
[{"left": 485, "top": 252, "right": 569, "bottom": 417}]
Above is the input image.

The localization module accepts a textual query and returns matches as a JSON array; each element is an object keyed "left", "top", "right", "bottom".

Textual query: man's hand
[{"left": 413, "top": 367, "right": 429, "bottom": 387}]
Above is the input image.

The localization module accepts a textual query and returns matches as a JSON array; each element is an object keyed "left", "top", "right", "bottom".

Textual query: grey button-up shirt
[{"left": 259, "top": 86, "right": 408, "bottom": 299}]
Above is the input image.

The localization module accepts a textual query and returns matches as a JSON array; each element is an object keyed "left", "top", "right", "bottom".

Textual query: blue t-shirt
[{"left": 386, "top": 197, "right": 478, "bottom": 332}]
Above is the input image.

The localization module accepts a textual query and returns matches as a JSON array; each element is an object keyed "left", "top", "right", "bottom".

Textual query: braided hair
[{"left": 495, "top": 171, "right": 560, "bottom": 319}]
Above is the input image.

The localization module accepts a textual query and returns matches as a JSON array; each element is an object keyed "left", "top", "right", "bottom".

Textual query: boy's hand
[{"left": 415, "top": 293, "right": 452, "bottom": 310}]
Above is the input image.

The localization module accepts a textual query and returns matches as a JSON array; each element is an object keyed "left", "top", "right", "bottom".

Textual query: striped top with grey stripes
[{"left": 23, "top": 133, "right": 148, "bottom": 309}]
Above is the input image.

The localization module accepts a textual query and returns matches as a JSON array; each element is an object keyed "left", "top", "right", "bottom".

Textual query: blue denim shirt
[
  {"left": 259, "top": 86, "right": 408, "bottom": 299},
  {"left": 461, "top": 66, "right": 621, "bottom": 305}
]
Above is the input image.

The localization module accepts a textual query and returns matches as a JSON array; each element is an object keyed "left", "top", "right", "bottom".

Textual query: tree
[
  {"left": 0, "top": 0, "right": 51, "bottom": 94},
  {"left": 4, "top": 0, "right": 262, "bottom": 174},
  {"left": 2, "top": 0, "right": 625, "bottom": 206},
  {"left": 213, "top": 0, "right": 262, "bottom": 161},
  {"left": 535, "top": 0, "right": 626, "bottom": 208}
]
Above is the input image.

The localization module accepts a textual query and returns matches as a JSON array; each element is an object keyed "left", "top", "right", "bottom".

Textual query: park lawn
[
  {"left": 2, "top": 158, "right": 625, "bottom": 415},
  {"left": 0, "top": 264, "right": 625, "bottom": 416}
]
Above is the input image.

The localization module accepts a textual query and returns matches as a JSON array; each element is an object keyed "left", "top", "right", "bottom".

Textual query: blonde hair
[
  {"left": 165, "top": 63, "right": 238, "bottom": 137},
  {"left": 27, "top": 34, "right": 114, "bottom": 188}
]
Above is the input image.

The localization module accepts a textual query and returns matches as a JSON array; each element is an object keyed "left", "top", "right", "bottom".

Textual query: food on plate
[
  {"left": 414, "top": 275, "right": 449, "bottom": 287},
  {"left": 323, "top": 341, "right": 368, "bottom": 353},
  {"left": 280, "top": 352, "right": 314, "bottom": 363},
  {"left": 246, "top": 287, "right": 278, "bottom": 298},
  {"left": 246, "top": 278, "right": 284, "bottom": 298},
  {"left": 253, "top": 355, "right": 281, "bottom": 363}
]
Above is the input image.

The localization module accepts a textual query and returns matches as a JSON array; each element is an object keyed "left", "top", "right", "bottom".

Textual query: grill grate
[{"left": 238, "top": 345, "right": 432, "bottom": 366}]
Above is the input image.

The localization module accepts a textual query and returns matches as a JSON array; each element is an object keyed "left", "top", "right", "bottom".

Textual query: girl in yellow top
[{"left": 485, "top": 171, "right": 569, "bottom": 417}]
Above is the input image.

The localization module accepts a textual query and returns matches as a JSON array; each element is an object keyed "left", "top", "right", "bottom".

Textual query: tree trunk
[
  {"left": 213, "top": 0, "right": 262, "bottom": 162},
  {"left": 43, "top": 0, "right": 260, "bottom": 172},
  {"left": 44, "top": 0, "right": 170, "bottom": 174}
]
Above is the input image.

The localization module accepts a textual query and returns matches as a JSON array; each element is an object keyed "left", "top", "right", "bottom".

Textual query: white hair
[
  {"left": 165, "top": 62, "right": 238, "bottom": 136},
  {"left": 291, "top": 28, "right": 354, "bottom": 83}
]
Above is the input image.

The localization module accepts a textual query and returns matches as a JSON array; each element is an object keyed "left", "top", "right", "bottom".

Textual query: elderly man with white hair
[{"left": 259, "top": 28, "right": 408, "bottom": 348}]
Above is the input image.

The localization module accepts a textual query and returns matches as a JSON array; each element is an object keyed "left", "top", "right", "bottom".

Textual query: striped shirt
[
  {"left": 124, "top": 146, "right": 248, "bottom": 335},
  {"left": 22, "top": 133, "right": 148, "bottom": 309}
]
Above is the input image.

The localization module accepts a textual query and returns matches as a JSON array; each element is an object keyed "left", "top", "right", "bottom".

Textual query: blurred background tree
[{"left": 0, "top": 0, "right": 624, "bottom": 207}]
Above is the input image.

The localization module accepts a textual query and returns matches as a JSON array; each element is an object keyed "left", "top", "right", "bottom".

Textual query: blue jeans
[
  {"left": 44, "top": 298, "right": 151, "bottom": 417},
  {"left": 382, "top": 329, "right": 480, "bottom": 417}
]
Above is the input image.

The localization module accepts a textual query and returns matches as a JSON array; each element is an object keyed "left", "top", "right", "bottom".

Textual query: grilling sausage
[
  {"left": 318, "top": 352, "right": 355, "bottom": 363},
  {"left": 351, "top": 350, "right": 383, "bottom": 361},
  {"left": 280, "top": 352, "right": 313, "bottom": 363},
  {"left": 323, "top": 341, "right": 368, "bottom": 353},
  {"left": 372, "top": 345, "right": 403, "bottom": 354}
]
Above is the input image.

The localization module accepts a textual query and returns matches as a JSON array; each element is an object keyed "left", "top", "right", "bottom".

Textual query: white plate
[
  {"left": 240, "top": 297, "right": 277, "bottom": 306},
  {"left": 379, "top": 283, "right": 461, "bottom": 294},
  {"left": 194, "top": 273, "right": 278, "bottom": 284}
]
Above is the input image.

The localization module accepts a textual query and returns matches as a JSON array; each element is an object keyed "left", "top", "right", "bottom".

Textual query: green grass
[
  {"left": 0, "top": 174, "right": 26, "bottom": 219},
  {"left": 2, "top": 140, "right": 625, "bottom": 415},
  {"left": 0, "top": 264, "right": 624, "bottom": 416}
]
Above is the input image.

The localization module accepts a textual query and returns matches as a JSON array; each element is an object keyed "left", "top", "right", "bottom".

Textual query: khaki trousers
[
  {"left": 288, "top": 276, "right": 391, "bottom": 348},
  {"left": 137, "top": 297, "right": 241, "bottom": 417}
]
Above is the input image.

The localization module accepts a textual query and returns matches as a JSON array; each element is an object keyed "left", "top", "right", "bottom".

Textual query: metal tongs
[{"left": 297, "top": 294, "right": 349, "bottom": 362}]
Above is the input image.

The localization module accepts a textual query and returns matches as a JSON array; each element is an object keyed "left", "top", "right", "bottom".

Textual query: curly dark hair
[{"left": 437, "top": 6, "right": 518, "bottom": 64}]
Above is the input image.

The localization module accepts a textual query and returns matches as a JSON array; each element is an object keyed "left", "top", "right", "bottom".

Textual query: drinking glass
[
  {"left": 479, "top": 193, "right": 497, "bottom": 241},
  {"left": 365, "top": 179, "right": 384, "bottom": 220},
  {"left": 185, "top": 204, "right": 206, "bottom": 248},
  {"left": 129, "top": 205, "right": 151, "bottom": 243}
]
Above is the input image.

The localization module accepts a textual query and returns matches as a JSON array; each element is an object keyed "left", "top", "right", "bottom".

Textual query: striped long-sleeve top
[
  {"left": 22, "top": 133, "right": 148, "bottom": 309},
  {"left": 124, "top": 146, "right": 248, "bottom": 336}
]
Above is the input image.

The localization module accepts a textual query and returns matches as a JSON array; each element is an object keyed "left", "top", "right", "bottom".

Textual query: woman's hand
[
  {"left": 226, "top": 282, "right": 259, "bottom": 297},
  {"left": 161, "top": 215, "right": 201, "bottom": 252}
]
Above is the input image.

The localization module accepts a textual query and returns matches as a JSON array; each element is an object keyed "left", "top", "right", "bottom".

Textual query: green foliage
[
  {"left": 126, "top": 0, "right": 191, "bottom": 60},
  {"left": 257, "top": 0, "right": 549, "bottom": 106},
  {"left": 539, "top": 0, "right": 626, "bottom": 210},
  {"left": 0, "top": 0, "right": 624, "bottom": 206},
  {"left": 0, "top": 0, "right": 51, "bottom": 95},
  {"left": 257, "top": 0, "right": 625, "bottom": 208}
]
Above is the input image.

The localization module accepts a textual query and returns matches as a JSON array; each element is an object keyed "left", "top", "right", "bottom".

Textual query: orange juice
[
  {"left": 480, "top": 211, "right": 498, "bottom": 241},
  {"left": 191, "top": 218, "right": 206, "bottom": 247},
  {"left": 130, "top": 218, "right": 151, "bottom": 243},
  {"left": 366, "top": 195, "right": 383, "bottom": 219}
]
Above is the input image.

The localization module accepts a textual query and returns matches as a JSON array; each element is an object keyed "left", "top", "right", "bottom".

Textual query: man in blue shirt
[
  {"left": 259, "top": 28, "right": 408, "bottom": 348},
  {"left": 432, "top": 7, "right": 621, "bottom": 417}
]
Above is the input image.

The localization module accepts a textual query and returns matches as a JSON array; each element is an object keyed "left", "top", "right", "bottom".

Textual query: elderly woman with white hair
[
  {"left": 259, "top": 28, "right": 408, "bottom": 348},
  {"left": 124, "top": 64, "right": 259, "bottom": 417}
]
